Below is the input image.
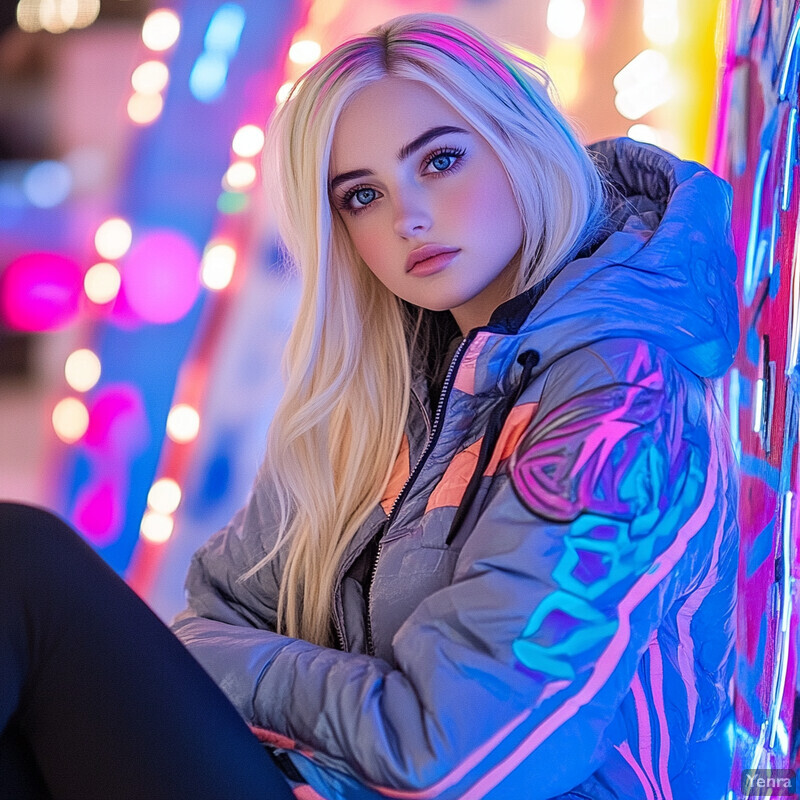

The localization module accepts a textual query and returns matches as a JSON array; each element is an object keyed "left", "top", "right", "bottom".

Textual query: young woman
[{"left": 0, "top": 13, "right": 739, "bottom": 800}]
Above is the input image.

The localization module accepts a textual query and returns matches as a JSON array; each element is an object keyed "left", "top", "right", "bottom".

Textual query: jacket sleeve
[
  {"left": 172, "top": 341, "right": 731, "bottom": 798},
  {"left": 173, "top": 477, "right": 286, "bottom": 631}
]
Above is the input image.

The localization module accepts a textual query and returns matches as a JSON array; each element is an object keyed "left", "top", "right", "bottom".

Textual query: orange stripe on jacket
[
  {"left": 453, "top": 331, "right": 493, "bottom": 396},
  {"left": 425, "top": 402, "right": 539, "bottom": 514},
  {"left": 381, "top": 434, "right": 411, "bottom": 514}
]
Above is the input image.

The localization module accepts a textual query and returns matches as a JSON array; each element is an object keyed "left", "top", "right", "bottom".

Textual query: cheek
[
  {"left": 343, "top": 216, "right": 397, "bottom": 286},
  {"left": 344, "top": 219, "right": 383, "bottom": 267},
  {"left": 449, "top": 171, "right": 522, "bottom": 244}
]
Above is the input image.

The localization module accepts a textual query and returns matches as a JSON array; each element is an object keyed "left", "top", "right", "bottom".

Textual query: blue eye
[
  {"left": 430, "top": 154, "right": 456, "bottom": 171},
  {"left": 423, "top": 146, "right": 467, "bottom": 175},
  {"left": 354, "top": 188, "right": 376, "bottom": 206},
  {"left": 336, "top": 184, "right": 380, "bottom": 215}
]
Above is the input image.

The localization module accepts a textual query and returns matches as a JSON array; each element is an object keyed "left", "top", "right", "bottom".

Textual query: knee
[{"left": 0, "top": 502, "right": 88, "bottom": 579}]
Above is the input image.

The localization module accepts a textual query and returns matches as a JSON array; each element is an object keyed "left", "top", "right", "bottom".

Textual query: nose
[{"left": 392, "top": 187, "right": 432, "bottom": 239}]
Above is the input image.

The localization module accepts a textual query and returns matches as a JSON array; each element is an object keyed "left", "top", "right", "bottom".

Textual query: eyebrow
[{"left": 329, "top": 125, "right": 469, "bottom": 192}]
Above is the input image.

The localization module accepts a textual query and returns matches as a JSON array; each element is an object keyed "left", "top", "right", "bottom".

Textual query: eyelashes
[{"left": 334, "top": 145, "right": 468, "bottom": 216}]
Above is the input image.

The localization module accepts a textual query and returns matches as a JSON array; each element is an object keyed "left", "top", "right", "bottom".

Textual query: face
[{"left": 329, "top": 77, "right": 524, "bottom": 335}]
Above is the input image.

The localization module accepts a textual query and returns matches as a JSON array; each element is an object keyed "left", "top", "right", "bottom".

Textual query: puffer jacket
[{"left": 172, "top": 138, "right": 740, "bottom": 799}]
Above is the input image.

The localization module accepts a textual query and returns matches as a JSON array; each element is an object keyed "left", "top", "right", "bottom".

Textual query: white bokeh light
[
  {"left": 546, "top": 0, "right": 586, "bottom": 40},
  {"left": 131, "top": 60, "right": 170, "bottom": 94},
  {"left": 140, "top": 511, "right": 174, "bottom": 543},
  {"left": 64, "top": 348, "right": 102, "bottom": 393},
  {"left": 94, "top": 218, "right": 132, "bottom": 260},
  {"left": 142, "top": 8, "right": 181, "bottom": 52},
  {"left": 232, "top": 125, "right": 265, "bottom": 158},
  {"left": 52, "top": 397, "right": 89, "bottom": 444},
  {"left": 147, "top": 478, "right": 182, "bottom": 515},
  {"left": 288, "top": 40, "right": 322, "bottom": 65},
  {"left": 166, "top": 404, "right": 200, "bottom": 443},
  {"left": 84, "top": 262, "right": 122, "bottom": 304},
  {"left": 201, "top": 243, "right": 237, "bottom": 291}
]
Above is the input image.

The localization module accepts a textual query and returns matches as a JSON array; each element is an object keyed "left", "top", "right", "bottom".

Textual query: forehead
[{"left": 330, "top": 77, "right": 470, "bottom": 172}]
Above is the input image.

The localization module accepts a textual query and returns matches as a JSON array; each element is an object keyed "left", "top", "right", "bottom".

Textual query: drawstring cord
[{"left": 445, "top": 349, "right": 540, "bottom": 545}]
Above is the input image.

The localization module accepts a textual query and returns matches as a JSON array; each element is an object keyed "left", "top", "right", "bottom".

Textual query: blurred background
[{"left": 0, "top": 0, "right": 725, "bottom": 621}]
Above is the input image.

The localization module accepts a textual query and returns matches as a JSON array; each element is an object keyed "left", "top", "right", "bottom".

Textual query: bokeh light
[
  {"left": 127, "top": 92, "right": 165, "bottom": 125},
  {"left": 147, "top": 478, "right": 182, "bottom": 514},
  {"left": 613, "top": 50, "right": 673, "bottom": 120},
  {"left": 140, "top": 510, "right": 174, "bottom": 543},
  {"left": 544, "top": 40, "right": 584, "bottom": 105},
  {"left": 18, "top": 0, "right": 100, "bottom": 33},
  {"left": 189, "top": 52, "right": 229, "bottom": 103},
  {"left": 23, "top": 161, "right": 73, "bottom": 208},
  {"left": 16, "top": 0, "right": 40, "bottom": 31},
  {"left": 142, "top": 8, "right": 181, "bottom": 51},
  {"left": 84, "top": 262, "right": 122, "bottom": 305},
  {"left": 74, "top": 480, "right": 119, "bottom": 545},
  {"left": 0, "top": 252, "right": 83, "bottom": 331},
  {"left": 223, "top": 161, "right": 257, "bottom": 190},
  {"left": 52, "top": 397, "right": 90, "bottom": 443},
  {"left": 546, "top": 0, "right": 586, "bottom": 40},
  {"left": 217, "top": 191, "right": 249, "bottom": 215},
  {"left": 131, "top": 60, "right": 170, "bottom": 94},
  {"left": 82, "top": 385, "right": 148, "bottom": 451},
  {"left": 166, "top": 403, "right": 200, "bottom": 443},
  {"left": 288, "top": 40, "right": 322, "bottom": 65},
  {"left": 201, "top": 242, "right": 236, "bottom": 290},
  {"left": 95, "top": 218, "right": 133, "bottom": 260},
  {"left": 65, "top": 348, "right": 102, "bottom": 392},
  {"left": 121, "top": 229, "right": 200, "bottom": 324},
  {"left": 276, "top": 81, "right": 293, "bottom": 104},
  {"left": 232, "top": 124, "right": 265, "bottom": 158},
  {"left": 204, "top": 2, "right": 246, "bottom": 57},
  {"left": 643, "top": 0, "right": 679, "bottom": 46}
]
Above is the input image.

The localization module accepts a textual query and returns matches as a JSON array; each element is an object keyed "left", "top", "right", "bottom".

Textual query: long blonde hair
[{"left": 241, "top": 13, "right": 606, "bottom": 646}]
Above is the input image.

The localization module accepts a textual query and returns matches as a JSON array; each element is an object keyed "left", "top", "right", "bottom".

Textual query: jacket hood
[{"left": 487, "top": 137, "right": 739, "bottom": 381}]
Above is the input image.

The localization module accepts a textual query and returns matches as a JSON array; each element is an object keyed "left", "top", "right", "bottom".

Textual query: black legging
[{"left": 0, "top": 502, "right": 295, "bottom": 800}]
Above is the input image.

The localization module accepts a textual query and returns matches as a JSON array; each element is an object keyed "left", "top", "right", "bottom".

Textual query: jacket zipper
[
  {"left": 365, "top": 333, "right": 474, "bottom": 656},
  {"left": 332, "top": 603, "right": 346, "bottom": 651}
]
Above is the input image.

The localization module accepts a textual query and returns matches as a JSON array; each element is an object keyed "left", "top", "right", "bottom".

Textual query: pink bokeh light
[
  {"left": 0, "top": 251, "right": 83, "bottom": 331},
  {"left": 121, "top": 229, "right": 201, "bottom": 324},
  {"left": 72, "top": 384, "right": 149, "bottom": 546}
]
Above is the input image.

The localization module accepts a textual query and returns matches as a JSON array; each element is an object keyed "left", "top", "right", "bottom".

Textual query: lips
[{"left": 405, "top": 244, "right": 461, "bottom": 275}]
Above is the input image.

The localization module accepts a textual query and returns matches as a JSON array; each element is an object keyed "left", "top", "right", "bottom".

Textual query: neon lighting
[
  {"left": 778, "top": 12, "right": 800, "bottom": 99},
  {"left": 787, "top": 207, "right": 800, "bottom": 374},
  {"left": 767, "top": 491, "right": 794, "bottom": 749},
  {"left": 744, "top": 148, "right": 771, "bottom": 305},
  {"left": 753, "top": 378, "right": 764, "bottom": 433},
  {"left": 782, "top": 106, "right": 797, "bottom": 211},
  {"left": 728, "top": 368, "right": 741, "bottom": 460}
]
